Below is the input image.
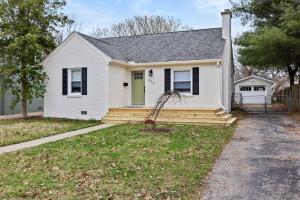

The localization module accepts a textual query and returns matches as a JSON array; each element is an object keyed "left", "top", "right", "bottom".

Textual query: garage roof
[{"left": 234, "top": 75, "right": 274, "bottom": 84}]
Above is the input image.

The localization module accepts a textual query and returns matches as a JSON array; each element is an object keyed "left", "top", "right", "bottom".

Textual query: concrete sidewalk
[{"left": 0, "top": 124, "right": 114, "bottom": 154}]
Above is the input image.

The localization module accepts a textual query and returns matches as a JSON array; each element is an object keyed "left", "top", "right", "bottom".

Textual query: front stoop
[{"left": 102, "top": 108, "right": 237, "bottom": 126}]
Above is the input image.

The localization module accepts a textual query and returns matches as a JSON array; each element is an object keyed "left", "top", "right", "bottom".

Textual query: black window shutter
[
  {"left": 82, "top": 67, "right": 87, "bottom": 95},
  {"left": 62, "top": 68, "right": 68, "bottom": 95},
  {"left": 164, "top": 68, "right": 171, "bottom": 93},
  {"left": 192, "top": 67, "right": 199, "bottom": 95}
]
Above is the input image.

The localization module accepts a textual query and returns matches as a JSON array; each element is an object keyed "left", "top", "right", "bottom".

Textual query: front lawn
[
  {"left": 0, "top": 124, "right": 234, "bottom": 199},
  {"left": 0, "top": 118, "right": 100, "bottom": 147}
]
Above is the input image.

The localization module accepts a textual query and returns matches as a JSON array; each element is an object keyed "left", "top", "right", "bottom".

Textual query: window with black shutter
[
  {"left": 62, "top": 68, "right": 68, "bottom": 95},
  {"left": 82, "top": 67, "right": 87, "bottom": 95},
  {"left": 164, "top": 68, "right": 171, "bottom": 93},
  {"left": 192, "top": 67, "right": 199, "bottom": 95}
]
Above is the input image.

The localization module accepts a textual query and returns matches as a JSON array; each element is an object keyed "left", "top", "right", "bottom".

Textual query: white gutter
[
  {"left": 218, "top": 61, "right": 226, "bottom": 111},
  {"left": 110, "top": 59, "right": 222, "bottom": 67}
]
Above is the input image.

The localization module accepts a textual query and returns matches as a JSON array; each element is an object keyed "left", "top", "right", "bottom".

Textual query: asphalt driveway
[{"left": 201, "top": 114, "right": 300, "bottom": 200}]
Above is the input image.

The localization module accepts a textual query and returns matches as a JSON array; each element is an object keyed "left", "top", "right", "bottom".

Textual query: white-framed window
[
  {"left": 173, "top": 70, "right": 191, "bottom": 93},
  {"left": 254, "top": 86, "right": 266, "bottom": 91},
  {"left": 70, "top": 69, "right": 82, "bottom": 93},
  {"left": 240, "top": 86, "right": 252, "bottom": 91}
]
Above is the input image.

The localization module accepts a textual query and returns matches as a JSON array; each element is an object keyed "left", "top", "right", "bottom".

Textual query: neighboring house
[
  {"left": 0, "top": 90, "right": 43, "bottom": 115},
  {"left": 234, "top": 75, "right": 274, "bottom": 104},
  {"left": 42, "top": 11, "right": 234, "bottom": 121}
]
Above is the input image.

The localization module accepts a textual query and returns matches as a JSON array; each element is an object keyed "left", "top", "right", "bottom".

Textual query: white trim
[
  {"left": 234, "top": 75, "right": 274, "bottom": 84},
  {"left": 218, "top": 63, "right": 226, "bottom": 110},
  {"left": 171, "top": 68, "right": 192, "bottom": 95},
  {"left": 110, "top": 59, "right": 222, "bottom": 67},
  {"left": 68, "top": 68, "right": 82, "bottom": 95},
  {"left": 42, "top": 32, "right": 112, "bottom": 65},
  {"left": 42, "top": 32, "right": 77, "bottom": 65}
]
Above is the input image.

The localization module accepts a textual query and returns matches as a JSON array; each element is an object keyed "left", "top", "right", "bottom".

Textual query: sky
[{"left": 63, "top": 0, "right": 250, "bottom": 38}]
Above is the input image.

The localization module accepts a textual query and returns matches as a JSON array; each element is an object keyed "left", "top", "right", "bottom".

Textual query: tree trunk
[
  {"left": 298, "top": 64, "right": 300, "bottom": 85},
  {"left": 21, "top": 98, "right": 27, "bottom": 119},
  {"left": 289, "top": 74, "right": 295, "bottom": 87},
  {"left": 287, "top": 65, "right": 298, "bottom": 87},
  {"left": 20, "top": 63, "right": 28, "bottom": 119}
]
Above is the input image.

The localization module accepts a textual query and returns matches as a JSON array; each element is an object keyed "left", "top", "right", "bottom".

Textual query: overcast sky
[{"left": 64, "top": 0, "right": 250, "bottom": 38}]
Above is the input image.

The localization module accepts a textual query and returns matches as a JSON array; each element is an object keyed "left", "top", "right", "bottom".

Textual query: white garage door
[{"left": 240, "top": 86, "right": 266, "bottom": 104}]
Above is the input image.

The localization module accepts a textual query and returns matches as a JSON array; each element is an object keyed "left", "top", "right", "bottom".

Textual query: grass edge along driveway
[{"left": 0, "top": 118, "right": 100, "bottom": 147}]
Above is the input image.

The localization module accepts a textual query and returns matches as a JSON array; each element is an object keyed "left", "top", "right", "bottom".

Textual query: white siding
[
  {"left": 43, "top": 34, "right": 110, "bottom": 120},
  {"left": 130, "top": 64, "right": 221, "bottom": 108},
  {"left": 109, "top": 64, "right": 130, "bottom": 107}
]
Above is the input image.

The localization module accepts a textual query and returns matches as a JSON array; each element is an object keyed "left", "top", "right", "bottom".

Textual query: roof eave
[{"left": 110, "top": 59, "right": 222, "bottom": 67}]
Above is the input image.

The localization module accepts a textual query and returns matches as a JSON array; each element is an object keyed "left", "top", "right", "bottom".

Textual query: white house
[
  {"left": 42, "top": 10, "right": 235, "bottom": 125},
  {"left": 234, "top": 75, "right": 274, "bottom": 104}
]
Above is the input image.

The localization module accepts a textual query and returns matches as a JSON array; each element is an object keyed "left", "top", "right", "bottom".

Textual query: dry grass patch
[{"left": 0, "top": 118, "right": 100, "bottom": 146}]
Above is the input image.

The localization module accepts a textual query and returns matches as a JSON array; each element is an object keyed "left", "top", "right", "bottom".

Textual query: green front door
[{"left": 131, "top": 71, "right": 145, "bottom": 105}]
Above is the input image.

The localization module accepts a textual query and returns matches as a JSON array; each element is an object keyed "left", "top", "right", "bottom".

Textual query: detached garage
[{"left": 234, "top": 75, "right": 274, "bottom": 104}]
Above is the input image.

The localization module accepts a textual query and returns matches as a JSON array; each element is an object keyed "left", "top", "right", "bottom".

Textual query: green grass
[
  {"left": 0, "top": 124, "right": 234, "bottom": 199},
  {"left": 0, "top": 118, "right": 100, "bottom": 147}
]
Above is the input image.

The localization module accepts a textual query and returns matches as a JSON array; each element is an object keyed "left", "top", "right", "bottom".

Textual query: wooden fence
[{"left": 278, "top": 84, "right": 300, "bottom": 111}]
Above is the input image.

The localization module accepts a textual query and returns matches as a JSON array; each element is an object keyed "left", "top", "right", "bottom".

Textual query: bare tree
[
  {"left": 55, "top": 14, "right": 82, "bottom": 44},
  {"left": 91, "top": 15, "right": 192, "bottom": 38}
]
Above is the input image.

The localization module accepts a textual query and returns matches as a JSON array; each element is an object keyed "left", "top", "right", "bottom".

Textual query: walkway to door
[{"left": 201, "top": 114, "right": 300, "bottom": 200}]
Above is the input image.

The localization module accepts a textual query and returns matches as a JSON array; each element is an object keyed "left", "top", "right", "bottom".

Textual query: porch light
[{"left": 148, "top": 69, "right": 153, "bottom": 77}]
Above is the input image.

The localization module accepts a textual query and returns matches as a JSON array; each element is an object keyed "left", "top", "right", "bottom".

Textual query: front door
[{"left": 131, "top": 71, "right": 145, "bottom": 105}]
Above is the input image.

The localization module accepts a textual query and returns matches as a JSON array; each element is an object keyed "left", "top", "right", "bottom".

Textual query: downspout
[{"left": 218, "top": 61, "right": 226, "bottom": 110}]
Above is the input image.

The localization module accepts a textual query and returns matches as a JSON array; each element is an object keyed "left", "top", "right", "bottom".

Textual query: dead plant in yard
[{"left": 144, "top": 90, "right": 182, "bottom": 130}]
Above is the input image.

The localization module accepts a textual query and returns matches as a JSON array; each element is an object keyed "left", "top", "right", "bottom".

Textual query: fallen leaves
[{"left": 0, "top": 124, "right": 234, "bottom": 199}]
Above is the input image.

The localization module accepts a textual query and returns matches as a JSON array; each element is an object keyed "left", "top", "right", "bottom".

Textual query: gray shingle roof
[{"left": 78, "top": 28, "right": 225, "bottom": 63}]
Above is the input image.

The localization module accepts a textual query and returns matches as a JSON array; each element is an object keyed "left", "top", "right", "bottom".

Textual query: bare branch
[
  {"left": 90, "top": 15, "right": 192, "bottom": 39},
  {"left": 55, "top": 14, "right": 82, "bottom": 44}
]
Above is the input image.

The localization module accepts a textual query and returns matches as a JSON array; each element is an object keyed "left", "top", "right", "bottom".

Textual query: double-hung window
[
  {"left": 71, "top": 69, "right": 82, "bottom": 93},
  {"left": 173, "top": 70, "right": 191, "bottom": 93}
]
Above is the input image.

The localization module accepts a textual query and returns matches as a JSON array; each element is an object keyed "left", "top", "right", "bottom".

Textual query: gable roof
[
  {"left": 78, "top": 28, "right": 225, "bottom": 63},
  {"left": 234, "top": 75, "right": 274, "bottom": 84}
]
